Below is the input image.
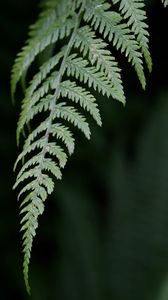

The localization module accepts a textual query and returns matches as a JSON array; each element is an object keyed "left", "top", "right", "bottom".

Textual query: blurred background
[{"left": 0, "top": 0, "right": 168, "bottom": 299}]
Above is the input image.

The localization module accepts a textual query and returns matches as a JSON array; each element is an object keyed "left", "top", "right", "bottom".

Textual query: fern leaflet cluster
[
  {"left": 112, "top": 0, "right": 152, "bottom": 71},
  {"left": 11, "top": 0, "right": 167, "bottom": 294}
]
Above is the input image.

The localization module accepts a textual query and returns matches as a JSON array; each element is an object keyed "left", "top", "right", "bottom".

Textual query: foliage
[{"left": 11, "top": 0, "right": 167, "bottom": 294}]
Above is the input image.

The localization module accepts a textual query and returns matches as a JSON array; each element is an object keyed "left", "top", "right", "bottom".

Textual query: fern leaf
[
  {"left": 16, "top": 155, "right": 43, "bottom": 180},
  {"left": 11, "top": 17, "right": 74, "bottom": 98},
  {"left": 46, "top": 144, "right": 67, "bottom": 168},
  {"left": 112, "top": 0, "right": 152, "bottom": 71},
  {"left": 65, "top": 55, "right": 118, "bottom": 97},
  {"left": 84, "top": 0, "right": 146, "bottom": 88},
  {"left": 60, "top": 80, "right": 102, "bottom": 125},
  {"left": 14, "top": 168, "right": 39, "bottom": 189},
  {"left": 16, "top": 76, "right": 58, "bottom": 143},
  {"left": 75, "top": 25, "right": 125, "bottom": 103},
  {"left": 14, "top": 139, "right": 46, "bottom": 170},
  {"left": 40, "top": 175, "right": 55, "bottom": 195},
  {"left": 20, "top": 190, "right": 46, "bottom": 295},
  {"left": 24, "top": 50, "right": 64, "bottom": 100},
  {"left": 25, "top": 120, "right": 49, "bottom": 146},
  {"left": 50, "top": 123, "right": 75, "bottom": 155},
  {"left": 20, "top": 193, "right": 46, "bottom": 212},
  {"left": 41, "top": 158, "right": 62, "bottom": 179},
  {"left": 12, "top": 0, "right": 156, "bottom": 294},
  {"left": 53, "top": 103, "right": 91, "bottom": 139}
]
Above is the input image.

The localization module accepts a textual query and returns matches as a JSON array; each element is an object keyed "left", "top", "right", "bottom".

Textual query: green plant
[{"left": 11, "top": 0, "right": 167, "bottom": 294}]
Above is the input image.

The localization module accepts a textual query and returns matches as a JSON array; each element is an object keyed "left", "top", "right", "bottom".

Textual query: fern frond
[
  {"left": 52, "top": 103, "right": 91, "bottom": 139},
  {"left": 14, "top": 140, "right": 67, "bottom": 171},
  {"left": 50, "top": 123, "right": 75, "bottom": 155},
  {"left": 84, "top": 1, "right": 146, "bottom": 88},
  {"left": 46, "top": 144, "right": 67, "bottom": 168},
  {"left": 65, "top": 55, "right": 119, "bottom": 97},
  {"left": 12, "top": 0, "right": 157, "bottom": 294},
  {"left": 16, "top": 74, "right": 58, "bottom": 144},
  {"left": 112, "top": 0, "right": 152, "bottom": 72},
  {"left": 14, "top": 139, "right": 45, "bottom": 170},
  {"left": 60, "top": 80, "right": 102, "bottom": 126},
  {"left": 25, "top": 120, "right": 49, "bottom": 146},
  {"left": 16, "top": 155, "right": 43, "bottom": 181},
  {"left": 41, "top": 158, "right": 62, "bottom": 179},
  {"left": 75, "top": 25, "right": 125, "bottom": 103},
  {"left": 24, "top": 50, "right": 64, "bottom": 100},
  {"left": 11, "top": 13, "right": 74, "bottom": 99}
]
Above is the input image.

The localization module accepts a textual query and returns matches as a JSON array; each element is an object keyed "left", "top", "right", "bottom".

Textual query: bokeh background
[{"left": 0, "top": 1, "right": 168, "bottom": 299}]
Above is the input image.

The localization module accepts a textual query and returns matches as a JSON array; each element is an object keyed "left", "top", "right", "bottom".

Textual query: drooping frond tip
[
  {"left": 12, "top": 0, "right": 165, "bottom": 294},
  {"left": 112, "top": 0, "right": 152, "bottom": 72}
]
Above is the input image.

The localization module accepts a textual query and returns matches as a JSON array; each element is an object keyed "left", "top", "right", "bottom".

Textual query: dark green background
[{"left": 0, "top": 1, "right": 168, "bottom": 299}]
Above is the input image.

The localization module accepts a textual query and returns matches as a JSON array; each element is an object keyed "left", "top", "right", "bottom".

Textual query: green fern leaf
[
  {"left": 50, "top": 123, "right": 75, "bottom": 155},
  {"left": 16, "top": 155, "right": 45, "bottom": 180},
  {"left": 14, "top": 139, "right": 46, "bottom": 170},
  {"left": 52, "top": 103, "right": 91, "bottom": 139},
  {"left": 46, "top": 144, "right": 67, "bottom": 168},
  {"left": 60, "top": 80, "right": 102, "bottom": 125},
  {"left": 65, "top": 55, "right": 118, "bottom": 97},
  {"left": 12, "top": 0, "right": 159, "bottom": 294},
  {"left": 25, "top": 120, "right": 49, "bottom": 146},
  {"left": 75, "top": 25, "right": 125, "bottom": 103},
  {"left": 41, "top": 158, "right": 62, "bottom": 179},
  {"left": 14, "top": 168, "right": 40, "bottom": 189},
  {"left": 83, "top": 1, "right": 146, "bottom": 88},
  {"left": 24, "top": 50, "right": 64, "bottom": 101},
  {"left": 11, "top": 14, "right": 74, "bottom": 99},
  {"left": 112, "top": 0, "right": 152, "bottom": 72}
]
